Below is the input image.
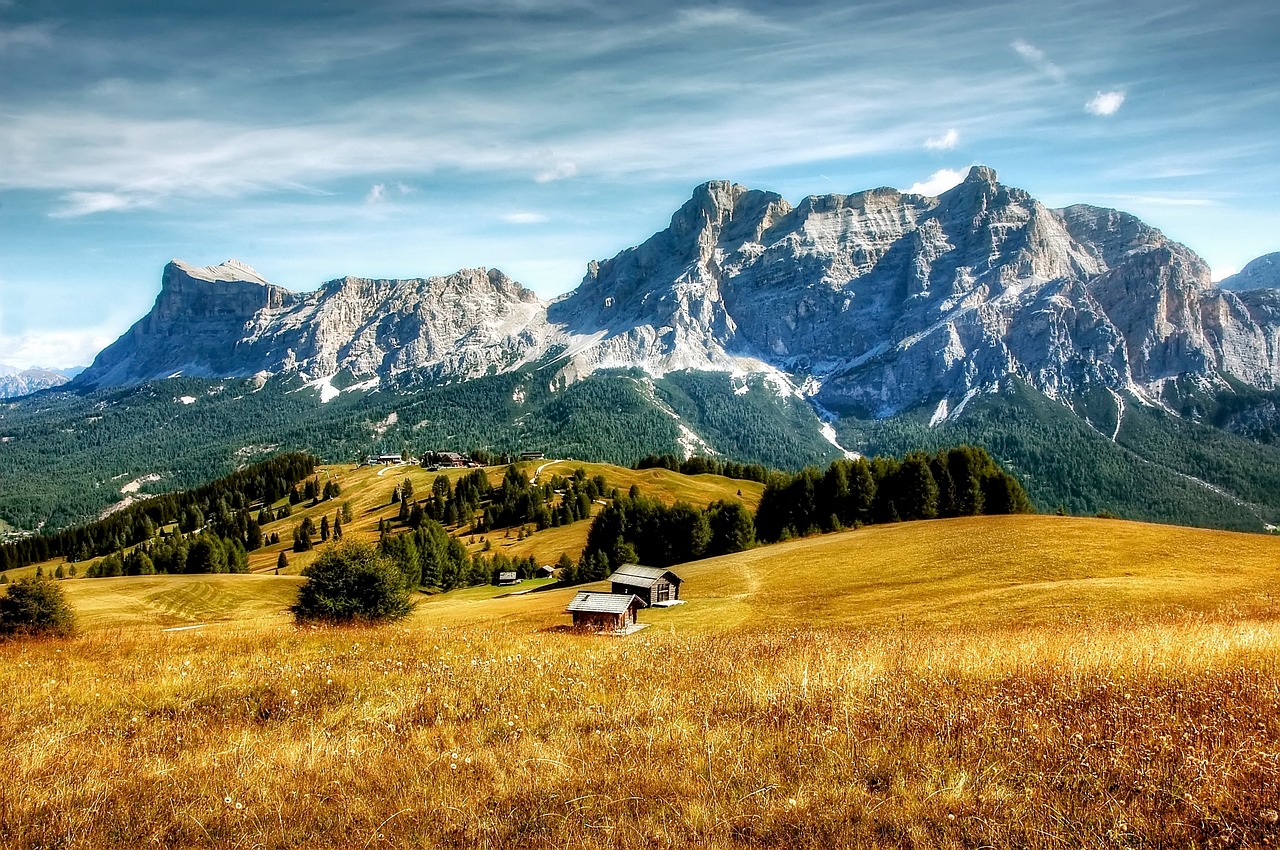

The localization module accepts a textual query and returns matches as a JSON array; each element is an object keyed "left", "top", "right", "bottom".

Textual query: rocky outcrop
[
  {"left": 74, "top": 170, "right": 1280, "bottom": 415},
  {"left": 1219, "top": 253, "right": 1280, "bottom": 292},
  {"left": 75, "top": 261, "right": 548, "bottom": 388}
]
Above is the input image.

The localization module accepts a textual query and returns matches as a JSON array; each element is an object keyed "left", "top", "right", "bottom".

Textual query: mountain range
[
  {"left": 0, "top": 365, "right": 82, "bottom": 400},
  {"left": 4, "top": 166, "right": 1279, "bottom": 534}
]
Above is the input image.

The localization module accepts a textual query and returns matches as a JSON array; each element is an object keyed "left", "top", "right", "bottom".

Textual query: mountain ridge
[{"left": 74, "top": 167, "right": 1280, "bottom": 416}]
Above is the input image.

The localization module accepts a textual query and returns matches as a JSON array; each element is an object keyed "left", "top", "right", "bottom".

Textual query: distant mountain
[
  {"left": 6, "top": 167, "right": 1278, "bottom": 533},
  {"left": 76, "top": 167, "right": 1280, "bottom": 416},
  {"left": 75, "top": 259, "right": 546, "bottom": 389},
  {"left": 0, "top": 365, "right": 82, "bottom": 399},
  {"left": 1219, "top": 253, "right": 1280, "bottom": 292}
]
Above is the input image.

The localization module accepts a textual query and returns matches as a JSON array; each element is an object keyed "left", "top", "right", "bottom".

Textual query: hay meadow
[{"left": 4, "top": 495, "right": 1280, "bottom": 847}]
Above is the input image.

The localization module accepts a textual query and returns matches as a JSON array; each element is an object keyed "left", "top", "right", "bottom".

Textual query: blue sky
[{"left": 1, "top": 0, "right": 1277, "bottom": 368}]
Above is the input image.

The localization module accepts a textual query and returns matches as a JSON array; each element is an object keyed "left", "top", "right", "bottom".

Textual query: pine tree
[{"left": 276, "top": 550, "right": 288, "bottom": 574}]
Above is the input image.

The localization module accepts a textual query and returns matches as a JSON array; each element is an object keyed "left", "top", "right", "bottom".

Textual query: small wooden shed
[
  {"left": 497, "top": 571, "right": 520, "bottom": 586},
  {"left": 536, "top": 564, "right": 558, "bottom": 579},
  {"left": 566, "top": 592, "right": 643, "bottom": 632},
  {"left": 607, "top": 564, "right": 683, "bottom": 607}
]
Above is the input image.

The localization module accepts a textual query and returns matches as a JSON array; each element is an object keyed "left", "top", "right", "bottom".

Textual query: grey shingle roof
[
  {"left": 566, "top": 592, "right": 641, "bottom": 614},
  {"left": 607, "top": 564, "right": 682, "bottom": 587}
]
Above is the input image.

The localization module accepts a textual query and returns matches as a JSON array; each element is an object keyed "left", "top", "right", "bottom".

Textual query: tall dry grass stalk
[{"left": 3, "top": 612, "right": 1279, "bottom": 848}]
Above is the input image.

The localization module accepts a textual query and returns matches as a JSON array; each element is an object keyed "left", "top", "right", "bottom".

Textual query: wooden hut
[
  {"left": 606, "top": 564, "right": 683, "bottom": 606},
  {"left": 497, "top": 571, "right": 520, "bottom": 586},
  {"left": 566, "top": 592, "right": 643, "bottom": 632}
]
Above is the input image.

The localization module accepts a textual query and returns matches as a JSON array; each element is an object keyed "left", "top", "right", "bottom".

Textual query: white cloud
[
  {"left": 924, "top": 128, "right": 959, "bottom": 150},
  {"left": 501, "top": 212, "right": 548, "bottom": 224},
  {"left": 904, "top": 168, "right": 964, "bottom": 196},
  {"left": 0, "top": 329, "right": 115, "bottom": 370},
  {"left": 1011, "top": 39, "right": 1065, "bottom": 82},
  {"left": 674, "top": 7, "right": 785, "bottom": 32},
  {"left": 534, "top": 159, "right": 579, "bottom": 184},
  {"left": 365, "top": 183, "right": 387, "bottom": 203},
  {"left": 1085, "top": 90, "right": 1126, "bottom": 116},
  {"left": 49, "top": 191, "right": 149, "bottom": 218}
]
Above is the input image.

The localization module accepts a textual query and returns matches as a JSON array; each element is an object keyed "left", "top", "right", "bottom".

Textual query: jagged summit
[
  {"left": 1219, "top": 253, "right": 1280, "bottom": 291},
  {"left": 168, "top": 258, "right": 272, "bottom": 286},
  {"left": 74, "top": 169, "right": 1280, "bottom": 415}
]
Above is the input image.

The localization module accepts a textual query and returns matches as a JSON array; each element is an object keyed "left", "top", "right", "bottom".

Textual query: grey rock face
[
  {"left": 554, "top": 166, "right": 1280, "bottom": 412},
  {"left": 0, "top": 366, "right": 73, "bottom": 399},
  {"left": 74, "top": 170, "right": 1280, "bottom": 416},
  {"left": 1218, "top": 253, "right": 1280, "bottom": 292},
  {"left": 76, "top": 261, "right": 548, "bottom": 388}
]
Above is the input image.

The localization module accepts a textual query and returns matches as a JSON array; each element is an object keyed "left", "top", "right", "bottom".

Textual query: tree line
[
  {"left": 633, "top": 454, "right": 770, "bottom": 483},
  {"left": 755, "top": 445, "right": 1032, "bottom": 543},
  {"left": 566, "top": 445, "right": 1031, "bottom": 586},
  {"left": 0, "top": 453, "right": 318, "bottom": 572}
]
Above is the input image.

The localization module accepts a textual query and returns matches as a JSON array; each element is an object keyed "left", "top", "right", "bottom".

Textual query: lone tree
[
  {"left": 0, "top": 576, "right": 76, "bottom": 637},
  {"left": 292, "top": 540, "right": 413, "bottom": 624}
]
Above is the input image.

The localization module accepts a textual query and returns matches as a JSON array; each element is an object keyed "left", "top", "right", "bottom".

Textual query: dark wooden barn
[
  {"left": 606, "top": 564, "right": 683, "bottom": 607},
  {"left": 566, "top": 592, "right": 643, "bottom": 632}
]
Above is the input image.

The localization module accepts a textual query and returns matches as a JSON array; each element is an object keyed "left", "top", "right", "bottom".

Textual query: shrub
[
  {"left": 0, "top": 576, "right": 76, "bottom": 637},
  {"left": 292, "top": 540, "right": 413, "bottom": 624}
]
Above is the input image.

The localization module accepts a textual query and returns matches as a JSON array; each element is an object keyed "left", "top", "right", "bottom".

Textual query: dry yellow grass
[
  {"left": 5, "top": 515, "right": 1280, "bottom": 847},
  {"left": 3, "top": 614, "right": 1279, "bottom": 848}
]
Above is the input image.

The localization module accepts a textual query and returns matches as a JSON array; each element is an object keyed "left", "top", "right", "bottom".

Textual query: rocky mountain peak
[
  {"left": 167, "top": 258, "right": 272, "bottom": 286},
  {"left": 1219, "top": 253, "right": 1280, "bottom": 291}
]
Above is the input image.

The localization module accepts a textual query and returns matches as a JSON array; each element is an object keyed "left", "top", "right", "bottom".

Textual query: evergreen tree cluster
[
  {"left": 574, "top": 494, "right": 755, "bottom": 583},
  {"left": 0, "top": 453, "right": 317, "bottom": 572},
  {"left": 84, "top": 529, "right": 250, "bottom": 577},
  {"left": 377, "top": 518, "right": 484, "bottom": 591},
  {"left": 634, "top": 454, "right": 770, "bottom": 483},
  {"left": 754, "top": 445, "right": 1033, "bottom": 543},
  {"left": 477, "top": 466, "right": 607, "bottom": 532}
]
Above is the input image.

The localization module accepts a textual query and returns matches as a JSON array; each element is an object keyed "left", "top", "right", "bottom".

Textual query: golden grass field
[{"left": 3, "top": 513, "right": 1280, "bottom": 847}]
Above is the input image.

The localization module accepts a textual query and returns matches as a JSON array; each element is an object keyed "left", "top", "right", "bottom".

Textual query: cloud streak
[
  {"left": 924, "top": 129, "right": 960, "bottom": 150},
  {"left": 1012, "top": 39, "right": 1066, "bottom": 82}
]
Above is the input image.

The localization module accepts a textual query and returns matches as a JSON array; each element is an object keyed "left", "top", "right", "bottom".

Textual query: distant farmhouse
[
  {"left": 363, "top": 454, "right": 405, "bottom": 466},
  {"left": 566, "top": 591, "right": 644, "bottom": 633},
  {"left": 498, "top": 571, "right": 520, "bottom": 586},
  {"left": 520, "top": 450, "right": 545, "bottom": 461},
  {"left": 607, "top": 564, "right": 683, "bottom": 607},
  {"left": 424, "top": 451, "right": 469, "bottom": 469},
  {"left": 536, "top": 564, "right": 558, "bottom": 579}
]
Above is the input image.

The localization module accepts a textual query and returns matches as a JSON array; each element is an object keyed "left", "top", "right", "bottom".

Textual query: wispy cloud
[
  {"left": 0, "top": 22, "right": 53, "bottom": 52},
  {"left": 924, "top": 128, "right": 960, "bottom": 150},
  {"left": 1012, "top": 39, "right": 1065, "bottom": 82},
  {"left": 0, "top": 329, "right": 114, "bottom": 370},
  {"left": 1085, "top": 90, "right": 1126, "bottom": 116},
  {"left": 533, "top": 157, "right": 579, "bottom": 184},
  {"left": 501, "top": 212, "right": 548, "bottom": 224},
  {"left": 674, "top": 7, "right": 787, "bottom": 32},
  {"left": 904, "top": 168, "right": 965, "bottom": 196},
  {"left": 365, "top": 183, "right": 387, "bottom": 204},
  {"left": 50, "top": 191, "right": 151, "bottom": 218}
]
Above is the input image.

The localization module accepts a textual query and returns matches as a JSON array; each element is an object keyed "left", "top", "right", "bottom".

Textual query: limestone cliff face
[
  {"left": 75, "top": 169, "right": 1280, "bottom": 418},
  {"left": 1219, "top": 253, "right": 1280, "bottom": 292},
  {"left": 552, "top": 166, "right": 1280, "bottom": 413},
  {"left": 76, "top": 261, "right": 546, "bottom": 388}
]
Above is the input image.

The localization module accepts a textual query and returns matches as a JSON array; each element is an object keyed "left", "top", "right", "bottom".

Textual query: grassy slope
[
  {"left": 29, "top": 513, "right": 1280, "bottom": 633},
  {"left": 5, "top": 515, "right": 1280, "bottom": 848},
  {"left": 411, "top": 514, "right": 1280, "bottom": 630}
]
